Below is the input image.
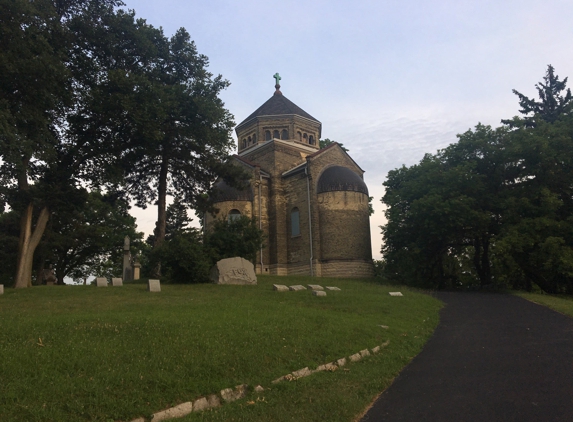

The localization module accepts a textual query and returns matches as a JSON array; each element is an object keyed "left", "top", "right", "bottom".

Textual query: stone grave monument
[{"left": 210, "top": 257, "right": 257, "bottom": 285}]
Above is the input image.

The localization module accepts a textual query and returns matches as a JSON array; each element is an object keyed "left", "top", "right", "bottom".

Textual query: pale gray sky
[{"left": 124, "top": 0, "right": 573, "bottom": 259}]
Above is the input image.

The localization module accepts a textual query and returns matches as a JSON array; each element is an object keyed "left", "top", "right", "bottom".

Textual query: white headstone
[
  {"left": 273, "top": 284, "right": 289, "bottom": 292},
  {"left": 210, "top": 257, "right": 257, "bottom": 285},
  {"left": 389, "top": 292, "right": 403, "bottom": 296},
  {"left": 0, "top": 284, "right": 3, "bottom": 295},
  {"left": 313, "top": 290, "right": 327, "bottom": 297},
  {"left": 307, "top": 284, "right": 324, "bottom": 291},
  {"left": 148, "top": 279, "right": 161, "bottom": 292},
  {"left": 111, "top": 278, "right": 123, "bottom": 287},
  {"left": 325, "top": 286, "right": 341, "bottom": 291},
  {"left": 96, "top": 277, "right": 107, "bottom": 287},
  {"left": 289, "top": 285, "right": 306, "bottom": 291}
]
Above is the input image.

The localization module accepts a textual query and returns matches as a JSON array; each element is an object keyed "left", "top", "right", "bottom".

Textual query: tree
[
  {"left": 42, "top": 191, "right": 142, "bottom": 284},
  {"left": 0, "top": 0, "right": 131, "bottom": 288},
  {"left": 90, "top": 27, "right": 238, "bottom": 277},
  {"left": 382, "top": 67, "right": 573, "bottom": 293},
  {"left": 502, "top": 65, "right": 572, "bottom": 127},
  {"left": 319, "top": 138, "right": 348, "bottom": 152},
  {"left": 205, "top": 215, "right": 265, "bottom": 264}
]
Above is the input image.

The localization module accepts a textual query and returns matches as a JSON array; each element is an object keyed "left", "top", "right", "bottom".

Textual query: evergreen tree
[{"left": 502, "top": 65, "right": 572, "bottom": 127}]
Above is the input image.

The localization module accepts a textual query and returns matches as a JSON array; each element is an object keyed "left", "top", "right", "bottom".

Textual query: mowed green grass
[
  {"left": 513, "top": 292, "right": 573, "bottom": 319},
  {"left": 0, "top": 276, "right": 442, "bottom": 422}
]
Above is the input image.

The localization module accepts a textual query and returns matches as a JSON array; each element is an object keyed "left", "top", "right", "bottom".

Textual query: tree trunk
[
  {"left": 152, "top": 156, "right": 169, "bottom": 277},
  {"left": 14, "top": 204, "right": 50, "bottom": 288}
]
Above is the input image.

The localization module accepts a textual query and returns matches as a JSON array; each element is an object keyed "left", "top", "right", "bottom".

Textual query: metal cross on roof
[{"left": 273, "top": 73, "right": 281, "bottom": 86}]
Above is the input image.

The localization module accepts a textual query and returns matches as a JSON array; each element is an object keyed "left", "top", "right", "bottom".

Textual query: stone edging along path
[{"left": 130, "top": 340, "right": 390, "bottom": 422}]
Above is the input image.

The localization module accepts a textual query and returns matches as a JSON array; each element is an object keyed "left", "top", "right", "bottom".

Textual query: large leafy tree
[
  {"left": 0, "top": 0, "right": 131, "bottom": 288},
  {"left": 382, "top": 67, "right": 573, "bottom": 293},
  {"left": 41, "top": 190, "right": 142, "bottom": 284},
  {"left": 109, "top": 29, "right": 237, "bottom": 276}
]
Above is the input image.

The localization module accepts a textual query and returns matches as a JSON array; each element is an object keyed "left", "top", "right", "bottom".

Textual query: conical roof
[{"left": 236, "top": 91, "right": 320, "bottom": 129}]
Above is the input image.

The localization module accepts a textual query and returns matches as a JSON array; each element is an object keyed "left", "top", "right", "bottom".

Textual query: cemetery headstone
[
  {"left": 273, "top": 284, "right": 289, "bottom": 291},
  {"left": 313, "top": 290, "right": 327, "bottom": 297},
  {"left": 307, "top": 284, "right": 324, "bottom": 291},
  {"left": 111, "top": 278, "right": 123, "bottom": 287},
  {"left": 148, "top": 279, "right": 161, "bottom": 292},
  {"left": 389, "top": 292, "right": 403, "bottom": 296},
  {"left": 96, "top": 277, "right": 107, "bottom": 287},
  {"left": 43, "top": 265, "right": 57, "bottom": 285},
  {"left": 210, "top": 257, "right": 257, "bottom": 285},
  {"left": 289, "top": 285, "right": 306, "bottom": 291},
  {"left": 0, "top": 284, "right": 3, "bottom": 295},
  {"left": 325, "top": 286, "right": 341, "bottom": 291}
]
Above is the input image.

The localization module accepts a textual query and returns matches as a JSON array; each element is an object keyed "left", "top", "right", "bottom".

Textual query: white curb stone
[
  {"left": 254, "top": 385, "right": 264, "bottom": 392},
  {"left": 349, "top": 353, "right": 362, "bottom": 362},
  {"left": 372, "top": 345, "right": 381, "bottom": 354},
  {"left": 360, "top": 349, "right": 371, "bottom": 358},
  {"left": 192, "top": 397, "right": 209, "bottom": 412},
  {"left": 313, "top": 291, "right": 327, "bottom": 297},
  {"left": 325, "top": 286, "right": 341, "bottom": 291},
  {"left": 389, "top": 292, "right": 403, "bottom": 296},
  {"left": 207, "top": 394, "right": 221, "bottom": 408},
  {"left": 336, "top": 357, "right": 347, "bottom": 367},
  {"left": 307, "top": 284, "right": 324, "bottom": 290},
  {"left": 289, "top": 285, "right": 306, "bottom": 291},
  {"left": 292, "top": 367, "right": 312, "bottom": 378},
  {"left": 151, "top": 401, "right": 193, "bottom": 421},
  {"left": 273, "top": 284, "right": 289, "bottom": 292},
  {"left": 220, "top": 384, "right": 247, "bottom": 402},
  {"left": 95, "top": 277, "right": 107, "bottom": 287}
]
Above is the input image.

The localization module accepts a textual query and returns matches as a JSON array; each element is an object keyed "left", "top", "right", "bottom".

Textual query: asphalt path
[{"left": 361, "top": 292, "right": 573, "bottom": 422}]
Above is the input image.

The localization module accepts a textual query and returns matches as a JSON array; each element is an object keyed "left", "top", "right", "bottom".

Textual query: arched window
[
  {"left": 303, "top": 133, "right": 308, "bottom": 142},
  {"left": 297, "top": 131, "right": 302, "bottom": 141},
  {"left": 309, "top": 135, "right": 315, "bottom": 145},
  {"left": 242, "top": 139, "right": 247, "bottom": 149},
  {"left": 228, "top": 209, "right": 241, "bottom": 222},
  {"left": 291, "top": 207, "right": 300, "bottom": 237},
  {"left": 273, "top": 130, "right": 280, "bottom": 139},
  {"left": 265, "top": 130, "right": 271, "bottom": 141},
  {"left": 281, "top": 129, "right": 288, "bottom": 140}
]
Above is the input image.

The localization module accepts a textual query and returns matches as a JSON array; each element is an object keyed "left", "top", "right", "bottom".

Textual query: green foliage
[
  {"left": 0, "top": 210, "right": 20, "bottom": 286},
  {"left": 47, "top": 191, "right": 143, "bottom": 283},
  {"left": 151, "top": 230, "right": 212, "bottom": 284},
  {"left": 205, "top": 215, "right": 265, "bottom": 263},
  {"left": 319, "top": 138, "right": 349, "bottom": 152},
  {"left": 382, "top": 67, "right": 573, "bottom": 293},
  {"left": 502, "top": 64, "right": 573, "bottom": 127}
]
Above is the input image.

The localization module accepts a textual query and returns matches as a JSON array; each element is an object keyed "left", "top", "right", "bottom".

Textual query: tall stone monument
[{"left": 123, "top": 236, "right": 132, "bottom": 281}]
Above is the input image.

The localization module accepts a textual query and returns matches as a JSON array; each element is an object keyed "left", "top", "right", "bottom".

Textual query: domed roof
[
  {"left": 212, "top": 180, "right": 253, "bottom": 203},
  {"left": 317, "top": 166, "right": 368, "bottom": 195},
  {"left": 236, "top": 91, "right": 320, "bottom": 129}
]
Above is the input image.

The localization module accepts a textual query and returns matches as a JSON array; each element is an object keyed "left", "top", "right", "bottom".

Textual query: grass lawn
[
  {"left": 513, "top": 291, "right": 573, "bottom": 319},
  {"left": 0, "top": 275, "right": 442, "bottom": 422}
]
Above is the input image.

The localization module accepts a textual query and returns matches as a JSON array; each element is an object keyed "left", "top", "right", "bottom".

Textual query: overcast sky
[{"left": 123, "top": 0, "right": 573, "bottom": 259}]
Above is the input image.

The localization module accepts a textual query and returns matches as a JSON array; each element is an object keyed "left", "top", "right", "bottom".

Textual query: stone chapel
[{"left": 205, "top": 77, "right": 374, "bottom": 277}]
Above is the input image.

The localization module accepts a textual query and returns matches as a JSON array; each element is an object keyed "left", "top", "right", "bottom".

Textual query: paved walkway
[{"left": 361, "top": 292, "right": 573, "bottom": 422}]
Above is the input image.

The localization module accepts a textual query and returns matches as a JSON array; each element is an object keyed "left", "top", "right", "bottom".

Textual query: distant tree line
[
  {"left": 381, "top": 66, "right": 573, "bottom": 294},
  {"left": 0, "top": 0, "right": 255, "bottom": 287}
]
